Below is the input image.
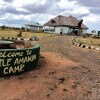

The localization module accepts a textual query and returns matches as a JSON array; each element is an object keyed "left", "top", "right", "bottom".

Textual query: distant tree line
[{"left": 0, "top": 25, "right": 25, "bottom": 31}]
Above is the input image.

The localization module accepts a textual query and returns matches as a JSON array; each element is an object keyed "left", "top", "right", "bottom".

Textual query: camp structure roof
[
  {"left": 44, "top": 15, "right": 88, "bottom": 29},
  {"left": 25, "top": 22, "right": 43, "bottom": 27}
]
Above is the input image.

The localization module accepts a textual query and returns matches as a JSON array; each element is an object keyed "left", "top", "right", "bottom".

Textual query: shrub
[
  {"left": 82, "top": 34, "right": 90, "bottom": 38},
  {"left": 91, "top": 33, "right": 100, "bottom": 39},
  {"left": 17, "top": 30, "right": 22, "bottom": 37}
]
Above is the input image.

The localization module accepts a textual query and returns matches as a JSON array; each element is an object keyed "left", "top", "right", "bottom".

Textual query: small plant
[
  {"left": 84, "top": 90, "right": 92, "bottom": 96},
  {"left": 17, "top": 30, "right": 22, "bottom": 37},
  {"left": 71, "top": 84, "right": 77, "bottom": 89},
  {"left": 49, "top": 71, "right": 56, "bottom": 75},
  {"left": 49, "top": 84, "right": 57, "bottom": 91},
  {"left": 63, "top": 88, "right": 68, "bottom": 92},
  {"left": 58, "top": 77, "right": 66, "bottom": 84},
  {"left": 46, "top": 93, "right": 51, "bottom": 97},
  {"left": 21, "top": 27, "right": 25, "bottom": 32},
  {"left": 18, "top": 75, "right": 24, "bottom": 80},
  {"left": 71, "top": 81, "right": 80, "bottom": 89}
]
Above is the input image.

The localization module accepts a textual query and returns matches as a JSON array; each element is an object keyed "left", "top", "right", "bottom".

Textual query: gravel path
[{"left": 40, "top": 35, "right": 100, "bottom": 100}]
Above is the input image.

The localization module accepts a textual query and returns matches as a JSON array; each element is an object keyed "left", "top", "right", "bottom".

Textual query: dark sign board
[{"left": 0, "top": 44, "right": 40, "bottom": 77}]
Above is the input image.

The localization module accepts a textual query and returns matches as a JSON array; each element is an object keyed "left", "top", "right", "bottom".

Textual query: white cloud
[
  {"left": 72, "top": 6, "right": 90, "bottom": 15},
  {"left": 57, "top": 0, "right": 76, "bottom": 9},
  {"left": 12, "top": 0, "right": 34, "bottom": 7},
  {"left": 82, "top": 13, "right": 100, "bottom": 32},
  {"left": 0, "top": 0, "right": 5, "bottom": 4},
  {"left": 12, "top": 0, "right": 46, "bottom": 8},
  {"left": 83, "top": 13, "right": 100, "bottom": 23},
  {"left": 0, "top": 0, "right": 7, "bottom": 8},
  {"left": 16, "top": 8, "right": 29, "bottom": 13},
  {"left": 57, "top": 0, "right": 90, "bottom": 17}
]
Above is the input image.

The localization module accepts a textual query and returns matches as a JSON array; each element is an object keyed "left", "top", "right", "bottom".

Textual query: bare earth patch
[
  {"left": 0, "top": 51, "right": 79, "bottom": 100},
  {"left": 40, "top": 52, "right": 79, "bottom": 69}
]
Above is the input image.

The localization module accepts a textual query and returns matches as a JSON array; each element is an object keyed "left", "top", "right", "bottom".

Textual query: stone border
[
  {"left": 0, "top": 34, "right": 60, "bottom": 42},
  {"left": 0, "top": 34, "right": 57, "bottom": 41},
  {"left": 0, "top": 37, "right": 29, "bottom": 41},
  {"left": 72, "top": 38, "right": 100, "bottom": 51}
]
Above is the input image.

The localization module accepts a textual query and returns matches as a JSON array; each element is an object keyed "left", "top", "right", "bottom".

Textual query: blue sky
[{"left": 0, "top": 0, "right": 100, "bottom": 33}]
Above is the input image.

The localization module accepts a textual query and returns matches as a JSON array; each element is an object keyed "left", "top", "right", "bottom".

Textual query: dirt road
[{"left": 0, "top": 36, "right": 100, "bottom": 100}]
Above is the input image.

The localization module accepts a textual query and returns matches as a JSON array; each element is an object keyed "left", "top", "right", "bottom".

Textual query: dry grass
[
  {"left": 22, "top": 32, "right": 51, "bottom": 39},
  {"left": 0, "top": 29, "right": 52, "bottom": 39},
  {"left": 77, "top": 37, "right": 100, "bottom": 47},
  {"left": 0, "top": 29, "right": 18, "bottom": 37}
]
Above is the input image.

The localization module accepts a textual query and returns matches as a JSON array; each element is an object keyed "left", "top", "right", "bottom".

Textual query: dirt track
[{"left": 0, "top": 36, "right": 100, "bottom": 100}]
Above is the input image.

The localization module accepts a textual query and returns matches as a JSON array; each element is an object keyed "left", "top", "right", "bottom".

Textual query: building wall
[
  {"left": 82, "top": 29, "right": 87, "bottom": 34},
  {"left": 26, "top": 25, "right": 43, "bottom": 31},
  {"left": 43, "top": 26, "right": 55, "bottom": 33},
  {"left": 55, "top": 27, "right": 62, "bottom": 34},
  {"left": 62, "top": 26, "right": 69, "bottom": 34},
  {"left": 30, "top": 26, "right": 37, "bottom": 31},
  {"left": 44, "top": 26, "right": 88, "bottom": 35},
  {"left": 55, "top": 26, "right": 69, "bottom": 34}
]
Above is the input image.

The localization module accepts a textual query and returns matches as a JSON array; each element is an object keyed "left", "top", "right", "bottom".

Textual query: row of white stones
[
  {"left": 72, "top": 38, "right": 100, "bottom": 51},
  {"left": 0, "top": 34, "right": 57, "bottom": 41}
]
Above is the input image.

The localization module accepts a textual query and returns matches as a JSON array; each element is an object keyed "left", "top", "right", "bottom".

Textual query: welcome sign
[{"left": 0, "top": 44, "right": 40, "bottom": 77}]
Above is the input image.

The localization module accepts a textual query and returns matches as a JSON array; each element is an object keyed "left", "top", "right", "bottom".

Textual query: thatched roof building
[{"left": 44, "top": 15, "right": 88, "bottom": 35}]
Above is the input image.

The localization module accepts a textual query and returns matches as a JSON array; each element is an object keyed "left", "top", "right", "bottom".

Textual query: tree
[{"left": 1, "top": 25, "right": 6, "bottom": 29}]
